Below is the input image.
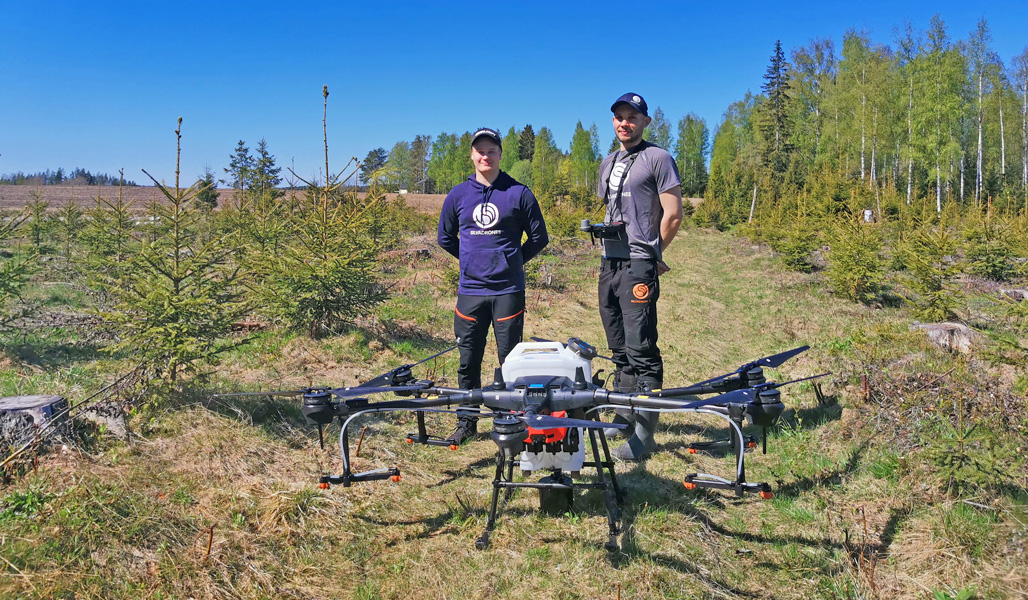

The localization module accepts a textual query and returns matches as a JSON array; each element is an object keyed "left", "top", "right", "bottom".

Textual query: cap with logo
[
  {"left": 610, "top": 93, "right": 648, "bottom": 117},
  {"left": 471, "top": 127, "right": 502, "bottom": 147}
]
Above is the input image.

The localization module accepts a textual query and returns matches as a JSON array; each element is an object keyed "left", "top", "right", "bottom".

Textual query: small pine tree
[
  {"left": 901, "top": 227, "right": 962, "bottom": 321},
  {"left": 254, "top": 87, "right": 387, "bottom": 338},
  {"left": 101, "top": 119, "right": 250, "bottom": 384},
  {"left": 195, "top": 165, "right": 220, "bottom": 211},
  {"left": 0, "top": 211, "right": 34, "bottom": 331},
  {"left": 54, "top": 199, "right": 85, "bottom": 269},
  {"left": 25, "top": 191, "right": 53, "bottom": 256},
  {"left": 826, "top": 218, "right": 884, "bottom": 303},
  {"left": 81, "top": 182, "right": 137, "bottom": 293}
]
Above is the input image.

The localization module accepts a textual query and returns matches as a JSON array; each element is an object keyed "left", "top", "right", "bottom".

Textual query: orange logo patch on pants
[{"left": 632, "top": 283, "right": 650, "bottom": 302}]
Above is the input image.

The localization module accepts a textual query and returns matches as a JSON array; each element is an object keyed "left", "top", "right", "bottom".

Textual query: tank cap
[{"left": 566, "top": 337, "right": 597, "bottom": 360}]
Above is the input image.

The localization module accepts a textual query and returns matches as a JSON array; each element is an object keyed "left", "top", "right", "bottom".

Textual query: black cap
[
  {"left": 610, "top": 93, "right": 648, "bottom": 117},
  {"left": 471, "top": 127, "right": 502, "bottom": 147}
]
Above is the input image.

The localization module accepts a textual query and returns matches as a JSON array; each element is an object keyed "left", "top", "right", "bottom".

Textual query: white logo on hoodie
[{"left": 473, "top": 202, "right": 499, "bottom": 229}]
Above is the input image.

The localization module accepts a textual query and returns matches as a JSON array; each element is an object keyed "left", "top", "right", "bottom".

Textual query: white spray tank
[{"left": 501, "top": 339, "right": 594, "bottom": 472}]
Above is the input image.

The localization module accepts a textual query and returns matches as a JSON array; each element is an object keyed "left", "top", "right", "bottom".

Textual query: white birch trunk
[
  {"left": 907, "top": 79, "right": 914, "bottom": 205},
  {"left": 976, "top": 72, "right": 984, "bottom": 203},
  {"left": 999, "top": 95, "right": 1006, "bottom": 176},
  {"left": 748, "top": 183, "right": 757, "bottom": 223}
]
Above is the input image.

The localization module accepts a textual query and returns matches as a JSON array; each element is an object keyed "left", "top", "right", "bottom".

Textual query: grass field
[{"left": 1, "top": 226, "right": 1026, "bottom": 599}]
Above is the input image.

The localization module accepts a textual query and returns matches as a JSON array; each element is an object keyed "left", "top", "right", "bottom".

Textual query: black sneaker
[{"left": 444, "top": 416, "right": 479, "bottom": 446}]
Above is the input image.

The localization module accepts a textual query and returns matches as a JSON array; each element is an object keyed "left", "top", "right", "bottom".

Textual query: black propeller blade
[
  {"left": 681, "top": 371, "right": 832, "bottom": 409},
  {"left": 521, "top": 413, "right": 625, "bottom": 430},
  {"left": 328, "top": 383, "right": 432, "bottom": 398},
  {"left": 214, "top": 388, "right": 315, "bottom": 398},
  {"left": 689, "top": 345, "right": 810, "bottom": 388},
  {"left": 357, "top": 345, "right": 457, "bottom": 388}
]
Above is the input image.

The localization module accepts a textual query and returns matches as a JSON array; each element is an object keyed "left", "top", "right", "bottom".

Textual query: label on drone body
[{"left": 521, "top": 348, "right": 559, "bottom": 356}]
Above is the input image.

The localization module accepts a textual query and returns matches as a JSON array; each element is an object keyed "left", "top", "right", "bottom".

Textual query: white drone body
[{"left": 501, "top": 341, "right": 593, "bottom": 473}]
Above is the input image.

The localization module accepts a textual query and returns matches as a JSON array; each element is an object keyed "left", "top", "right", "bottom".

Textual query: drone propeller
[
  {"left": 681, "top": 371, "right": 831, "bottom": 409},
  {"left": 688, "top": 345, "right": 810, "bottom": 388},
  {"left": 520, "top": 413, "right": 626, "bottom": 430},
  {"left": 328, "top": 383, "right": 432, "bottom": 398},
  {"left": 214, "top": 387, "right": 322, "bottom": 398},
  {"left": 356, "top": 345, "right": 457, "bottom": 388}
]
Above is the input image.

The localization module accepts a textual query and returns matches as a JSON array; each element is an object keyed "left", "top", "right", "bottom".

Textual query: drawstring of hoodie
[{"left": 480, "top": 183, "right": 494, "bottom": 214}]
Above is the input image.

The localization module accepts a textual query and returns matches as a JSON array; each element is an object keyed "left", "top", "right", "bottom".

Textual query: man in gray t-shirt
[{"left": 596, "top": 92, "right": 684, "bottom": 461}]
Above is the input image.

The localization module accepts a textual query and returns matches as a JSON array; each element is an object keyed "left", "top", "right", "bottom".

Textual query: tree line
[
  {"left": 700, "top": 15, "right": 1028, "bottom": 227},
  {"left": 0, "top": 168, "right": 137, "bottom": 186},
  {"left": 358, "top": 118, "right": 710, "bottom": 199}
]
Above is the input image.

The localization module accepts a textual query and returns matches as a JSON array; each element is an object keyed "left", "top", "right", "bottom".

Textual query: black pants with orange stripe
[
  {"left": 454, "top": 291, "right": 526, "bottom": 389},
  {"left": 598, "top": 258, "right": 662, "bottom": 387}
]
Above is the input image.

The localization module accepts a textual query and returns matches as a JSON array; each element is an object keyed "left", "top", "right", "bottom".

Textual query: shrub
[
  {"left": 900, "top": 227, "right": 962, "bottom": 322},
  {"left": 826, "top": 219, "right": 884, "bottom": 304},
  {"left": 100, "top": 120, "right": 250, "bottom": 384}
]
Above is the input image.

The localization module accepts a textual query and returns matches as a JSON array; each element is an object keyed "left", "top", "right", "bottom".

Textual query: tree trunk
[
  {"left": 907, "top": 78, "right": 914, "bottom": 205},
  {"left": 976, "top": 72, "right": 984, "bottom": 203},
  {"left": 870, "top": 106, "right": 878, "bottom": 186},
  {"left": 1022, "top": 77, "right": 1028, "bottom": 192},
  {"left": 999, "top": 94, "right": 1006, "bottom": 176},
  {"left": 748, "top": 183, "right": 758, "bottom": 223}
]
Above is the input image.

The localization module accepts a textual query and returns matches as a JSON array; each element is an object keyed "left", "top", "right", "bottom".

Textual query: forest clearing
[
  {"left": 3, "top": 14, "right": 1028, "bottom": 598},
  {"left": 1, "top": 189, "right": 1026, "bottom": 598}
]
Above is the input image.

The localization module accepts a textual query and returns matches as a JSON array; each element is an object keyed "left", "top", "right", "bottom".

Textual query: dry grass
[{"left": 2, "top": 227, "right": 1026, "bottom": 599}]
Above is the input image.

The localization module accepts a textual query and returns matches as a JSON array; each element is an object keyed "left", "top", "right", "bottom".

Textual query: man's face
[
  {"left": 471, "top": 139, "right": 501, "bottom": 177},
  {"left": 612, "top": 104, "right": 651, "bottom": 147}
]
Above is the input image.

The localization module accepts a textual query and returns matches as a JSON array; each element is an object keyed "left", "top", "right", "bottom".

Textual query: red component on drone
[{"left": 524, "top": 410, "right": 568, "bottom": 443}]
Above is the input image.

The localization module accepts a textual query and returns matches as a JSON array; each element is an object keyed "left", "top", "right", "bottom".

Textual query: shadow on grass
[
  {"left": 198, "top": 390, "right": 312, "bottom": 446},
  {"left": 608, "top": 461, "right": 849, "bottom": 552},
  {"left": 424, "top": 453, "right": 501, "bottom": 488},
  {"left": 355, "top": 503, "right": 543, "bottom": 548},
  {"left": 342, "top": 320, "right": 456, "bottom": 358},
  {"left": 1, "top": 335, "right": 112, "bottom": 370}
]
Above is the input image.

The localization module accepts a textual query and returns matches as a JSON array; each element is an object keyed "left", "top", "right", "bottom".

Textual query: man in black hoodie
[{"left": 437, "top": 127, "right": 549, "bottom": 444}]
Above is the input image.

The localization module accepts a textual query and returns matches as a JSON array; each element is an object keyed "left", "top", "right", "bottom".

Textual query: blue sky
[{"left": 1, "top": 0, "right": 1026, "bottom": 186}]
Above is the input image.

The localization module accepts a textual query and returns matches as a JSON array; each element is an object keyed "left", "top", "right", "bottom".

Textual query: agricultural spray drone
[{"left": 219, "top": 338, "right": 826, "bottom": 550}]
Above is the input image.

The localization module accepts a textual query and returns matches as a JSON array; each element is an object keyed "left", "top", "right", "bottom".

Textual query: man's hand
[{"left": 657, "top": 260, "right": 671, "bottom": 275}]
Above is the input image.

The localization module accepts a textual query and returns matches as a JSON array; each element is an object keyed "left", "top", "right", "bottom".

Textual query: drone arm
[
  {"left": 590, "top": 390, "right": 713, "bottom": 411},
  {"left": 348, "top": 395, "right": 465, "bottom": 411}
]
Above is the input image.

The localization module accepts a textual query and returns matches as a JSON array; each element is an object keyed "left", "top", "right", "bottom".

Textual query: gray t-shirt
[{"left": 596, "top": 141, "right": 681, "bottom": 260}]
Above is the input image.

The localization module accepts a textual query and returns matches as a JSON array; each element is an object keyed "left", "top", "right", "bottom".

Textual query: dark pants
[
  {"left": 454, "top": 291, "right": 526, "bottom": 389},
  {"left": 598, "top": 258, "right": 662, "bottom": 387}
]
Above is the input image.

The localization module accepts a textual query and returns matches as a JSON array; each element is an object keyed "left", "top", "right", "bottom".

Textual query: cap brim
[{"left": 472, "top": 133, "right": 502, "bottom": 146}]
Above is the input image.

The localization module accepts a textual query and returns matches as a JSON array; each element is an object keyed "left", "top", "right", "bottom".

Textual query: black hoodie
[{"left": 437, "top": 171, "right": 548, "bottom": 295}]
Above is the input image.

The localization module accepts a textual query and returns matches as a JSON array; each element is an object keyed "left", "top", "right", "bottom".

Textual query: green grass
[{"left": 1, "top": 227, "right": 1026, "bottom": 598}]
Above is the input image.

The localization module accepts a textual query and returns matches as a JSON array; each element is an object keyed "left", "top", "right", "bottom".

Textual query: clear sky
[{"left": 1, "top": 0, "right": 1026, "bottom": 186}]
